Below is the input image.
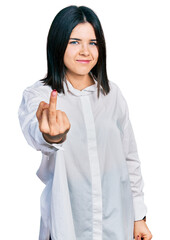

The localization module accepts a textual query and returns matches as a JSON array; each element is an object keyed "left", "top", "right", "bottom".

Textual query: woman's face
[{"left": 64, "top": 22, "right": 99, "bottom": 78}]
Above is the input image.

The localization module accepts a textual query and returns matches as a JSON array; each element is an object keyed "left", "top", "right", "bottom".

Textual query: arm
[
  {"left": 123, "top": 118, "right": 147, "bottom": 221},
  {"left": 18, "top": 88, "right": 64, "bottom": 155},
  {"left": 116, "top": 86, "right": 152, "bottom": 239},
  {"left": 116, "top": 86, "right": 147, "bottom": 221}
]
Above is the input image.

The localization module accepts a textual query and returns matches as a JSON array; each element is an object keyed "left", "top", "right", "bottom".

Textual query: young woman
[{"left": 18, "top": 5, "right": 152, "bottom": 240}]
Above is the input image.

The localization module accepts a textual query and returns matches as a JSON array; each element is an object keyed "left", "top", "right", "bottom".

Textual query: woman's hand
[
  {"left": 36, "top": 90, "right": 71, "bottom": 143},
  {"left": 134, "top": 219, "right": 153, "bottom": 240}
]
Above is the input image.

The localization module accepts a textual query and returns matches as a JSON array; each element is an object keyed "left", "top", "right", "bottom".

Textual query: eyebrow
[{"left": 69, "top": 38, "right": 97, "bottom": 41}]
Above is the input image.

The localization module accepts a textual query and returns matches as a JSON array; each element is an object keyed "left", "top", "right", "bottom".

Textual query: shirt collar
[{"left": 61, "top": 74, "right": 101, "bottom": 97}]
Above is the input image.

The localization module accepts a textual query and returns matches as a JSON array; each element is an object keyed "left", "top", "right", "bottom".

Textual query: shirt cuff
[
  {"left": 134, "top": 216, "right": 146, "bottom": 222},
  {"left": 39, "top": 131, "right": 65, "bottom": 152},
  {"left": 133, "top": 196, "right": 147, "bottom": 221}
]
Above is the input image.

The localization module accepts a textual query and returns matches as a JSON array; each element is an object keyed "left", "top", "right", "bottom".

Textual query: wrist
[
  {"left": 54, "top": 134, "right": 66, "bottom": 143},
  {"left": 134, "top": 216, "right": 146, "bottom": 222},
  {"left": 42, "top": 133, "right": 66, "bottom": 144}
]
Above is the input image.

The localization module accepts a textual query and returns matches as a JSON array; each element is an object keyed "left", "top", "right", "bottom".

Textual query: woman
[{"left": 18, "top": 5, "right": 152, "bottom": 240}]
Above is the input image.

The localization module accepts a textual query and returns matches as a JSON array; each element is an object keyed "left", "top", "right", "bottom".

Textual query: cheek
[
  {"left": 65, "top": 49, "right": 71, "bottom": 58},
  {"left": 92, "top": 49, "right": 99, "bottom": 63},
  {"left": 65, "top": 46, "right": 79, "bottom": 58},
  {"left": 64, "top": 49, "right": 80, "bottom": 73},
  {"left": 64, "top": 53, "right": 72, "bottom": 69},
  {"left": 89, "top": 53, "right": 98, "bottom": 70},
  {"left": 64, "top": 50, "right": 70, "bottom": 64}
]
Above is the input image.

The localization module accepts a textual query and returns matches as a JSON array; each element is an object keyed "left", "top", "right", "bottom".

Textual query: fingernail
[{"left": 52, "top": 89, "right": 57, "bottom": 97}]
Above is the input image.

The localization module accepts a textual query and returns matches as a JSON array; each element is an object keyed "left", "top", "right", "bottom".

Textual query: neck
[{"left": 65, "top": 72, "right": 95, "bottom": 91}]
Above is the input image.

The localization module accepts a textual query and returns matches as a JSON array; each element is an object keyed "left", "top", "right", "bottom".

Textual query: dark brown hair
[{"left": 40, "top": 5, "right": 110, "bottom": 98}]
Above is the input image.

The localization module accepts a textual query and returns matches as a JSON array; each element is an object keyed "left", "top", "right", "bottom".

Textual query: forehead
[{"left": 70, "top": 22, "right": 96, "bottom": 39}]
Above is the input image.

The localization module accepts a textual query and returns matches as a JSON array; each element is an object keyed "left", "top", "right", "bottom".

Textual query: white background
[{"left": 0, "top": 0, "right": 170, "bottom": 239}]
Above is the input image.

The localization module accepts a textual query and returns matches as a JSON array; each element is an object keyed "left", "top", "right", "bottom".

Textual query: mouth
[{"left": 76, "top": 60, "right": 91, "bottom": 63}]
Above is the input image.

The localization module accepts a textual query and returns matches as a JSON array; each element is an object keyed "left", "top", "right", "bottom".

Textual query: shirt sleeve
[
  {"left": 18, "top": 87, "right": 64, "bottom": 156},
  {"left": 116, "top": 86, "right": 147, "bottom": 221}
]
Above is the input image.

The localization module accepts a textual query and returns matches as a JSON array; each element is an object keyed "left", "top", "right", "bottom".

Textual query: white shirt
[{"left": 18, "top": 77, "right": 147, "bottom": 240}]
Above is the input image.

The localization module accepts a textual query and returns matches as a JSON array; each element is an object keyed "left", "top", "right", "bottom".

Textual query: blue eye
[
  {"left": 70, "top": 41, "right": 79, "bottom": 45},
  {"left": 69, "top": 41, "right": 97, "bottom": 46},
  {"left": 90, "top": 42, "right": 97, "bottom": 46}
]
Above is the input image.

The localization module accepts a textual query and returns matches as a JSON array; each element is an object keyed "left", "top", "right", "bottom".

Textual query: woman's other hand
[{"left": 134, "top": 219, "right": 153, "bottom": 240}]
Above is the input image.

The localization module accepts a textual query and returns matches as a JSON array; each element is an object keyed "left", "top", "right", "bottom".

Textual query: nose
[{"left": 79, "top": 43, "right": 90, "bottom": 56}]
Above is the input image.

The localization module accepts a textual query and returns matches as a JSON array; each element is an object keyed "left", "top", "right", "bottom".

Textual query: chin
[
  {"left": 76, "top": 68, "right": 93, "bottom": 75},
  {"left": 75, "top": 72, "right": 90, "bottom": 76},
  {"left": 66, "top": 66, "right": 93, "bottom": 77}
]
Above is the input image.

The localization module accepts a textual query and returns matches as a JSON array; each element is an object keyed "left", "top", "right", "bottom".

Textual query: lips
[{"left": 76, "top": 60, "right": 91, "bottom": 63}]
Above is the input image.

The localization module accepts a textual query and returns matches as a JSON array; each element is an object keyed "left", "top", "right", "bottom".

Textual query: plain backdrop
[{"left": 0, "top": 0, "right": 170, "bottom": 239}]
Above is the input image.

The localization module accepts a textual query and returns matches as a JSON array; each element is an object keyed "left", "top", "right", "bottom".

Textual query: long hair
[{"left": 41, "top": 5, "right": 110, "bottom": 98}]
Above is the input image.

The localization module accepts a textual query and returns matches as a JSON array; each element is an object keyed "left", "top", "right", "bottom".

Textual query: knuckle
[
  {"left": 62, "top": 118, "right": 71, "bottom": 131},
  {"left": 49, "top": 128, "right": 58, "bottom": 136},
  {"left": 49, "top": 109, "right": 56, "bottom": 117},
  {"left": 49, "top": 131, "right": 55, "bottom": 136},
  {"left": 42, "top": 103, "right": 49, "bottom": 109},
  {"left": 57, "top": 127, "right": 65, "bottom": 135},
  {"left": 39, "top": 101, "right": 45, "bottom": 107},
  {"left": 39, "top": 125, "right": 48, "bottom": 134},
  {"left": 65, "top": 119, "right": 71, "bottom": 128},
  {"left": 56, "top": 110, "right": 62, "bottom": 115},
  {"left": 67, "top": 122, "right": 71, "bottom": 130},
  {"left": 61, "top": 111, "right": 67, "bottom": 117}
]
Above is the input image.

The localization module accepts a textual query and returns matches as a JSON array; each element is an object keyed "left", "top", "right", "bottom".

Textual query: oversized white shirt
[{"left": 18, "top": 77, "right": 147, "bottom": 240}]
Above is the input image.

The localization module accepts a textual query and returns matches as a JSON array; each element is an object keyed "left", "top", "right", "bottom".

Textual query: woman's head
[
  {"left": 41, "top": 5, "right": 110, "bottom": 97},
  {"left": 64, "top": 22, "right": 99, "bottom": 80}
]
